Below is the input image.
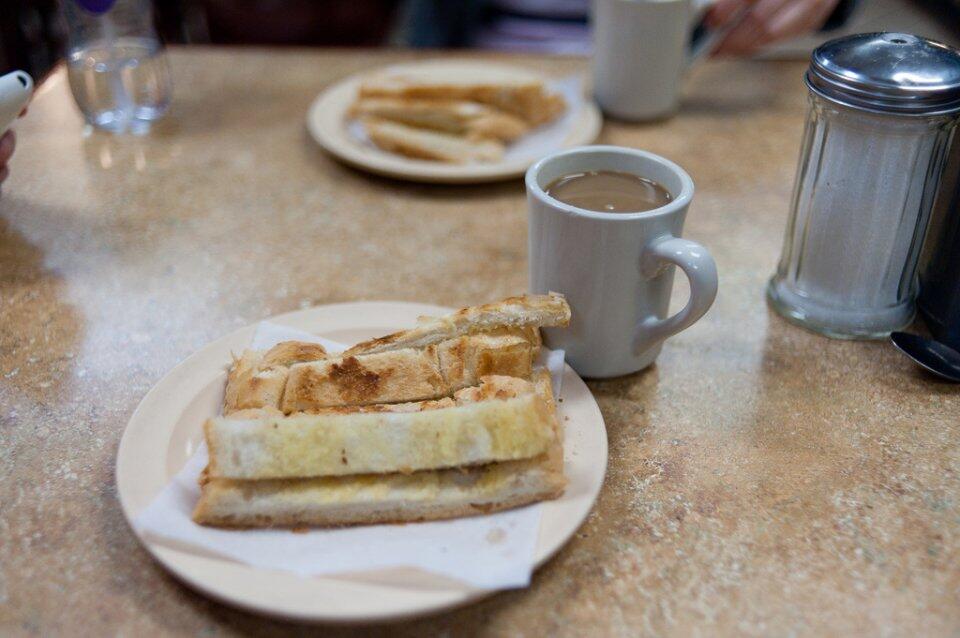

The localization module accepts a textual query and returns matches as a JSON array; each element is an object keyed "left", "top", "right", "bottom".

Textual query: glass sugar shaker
[{"left": 768, "top": 33, "right": 960, "bottom": 339}]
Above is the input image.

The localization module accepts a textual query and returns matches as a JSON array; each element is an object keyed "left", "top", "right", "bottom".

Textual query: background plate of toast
[
  {"left": 116, "top": 301, "right": 608, "bottom": 623},
  {"left": 307, "top": 60, "right": 603, "bottom": 184}
]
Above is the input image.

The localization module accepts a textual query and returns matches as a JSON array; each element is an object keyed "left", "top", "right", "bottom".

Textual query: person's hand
[
  {"left": 0, "top": 130, "right": 16, "bottom": 186},
  {"left": 0, "top": 107, "right": 26, "bottom": 187},
  {"left": 706, "top": 0, "right": 841, "bottom": 56}
]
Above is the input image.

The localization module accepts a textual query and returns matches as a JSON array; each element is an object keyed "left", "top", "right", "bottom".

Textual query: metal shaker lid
[{"left": 807, "top": 33, "right": 960, "bottom": 115}]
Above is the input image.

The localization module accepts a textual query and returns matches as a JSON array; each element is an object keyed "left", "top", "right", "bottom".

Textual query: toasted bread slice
[
  {"left": 193, "top": 371, "right": 564, "bottom": 527},
  {"left": 223, "top": 350, "right": 288, "bottom": 415},
  {"left": 364, "top": 118, "right": 504, "bottom": 163},
  {"left": 280, "top": 345, "right": 445, "bottom": 412},
  {"left": 350, "top": 97, "right": 529, "bottom": 142},
  {"left": 223, "top": 295, "right": 560, "bottom": 414},
  {"left": 346, "top": 293, "right": 570, "bottom": 357},
  {"left": 438, "top": 333, "right": 533, "bottom": 391},
  {"left": 205, "top": 376, "right": 553, "bottom": 480},
  {"left": 281, "top": 334, "right": 532, "bottom": 412},
  {"left": 467, "top": 110, "right": 529, "bottom": 142},
  {"left": 358, "top": 66, "right": 566, "bottom": 125},
  {"left": 222, "top": 341, "right": 328, "bottom": 415},
  {"left": 192, "top": 456, "right": 564, "bottom": 528}
]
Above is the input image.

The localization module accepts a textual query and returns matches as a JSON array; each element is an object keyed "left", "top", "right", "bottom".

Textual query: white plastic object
[{"left": 0, "top": 70, "right": 32, "bottom": 134}]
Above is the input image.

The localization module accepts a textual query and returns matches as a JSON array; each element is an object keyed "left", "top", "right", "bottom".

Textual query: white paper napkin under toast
[{"left": 135, "top": 322, "right": 565, "bottom": 590}]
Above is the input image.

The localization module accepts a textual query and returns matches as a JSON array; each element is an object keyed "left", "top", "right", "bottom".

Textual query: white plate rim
[
  {"left": 306, "top": 60, "right": 603, "bottom": 184},
  {"left": 116, "top": 301, "right": 608, "bottom": 623}
]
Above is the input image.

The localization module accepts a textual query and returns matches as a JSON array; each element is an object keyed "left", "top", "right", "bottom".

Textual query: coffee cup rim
[{"left": 525, "top": 145, "right": 694, "bottom": 220}]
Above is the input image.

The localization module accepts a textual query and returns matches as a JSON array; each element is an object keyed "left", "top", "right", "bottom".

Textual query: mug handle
[{"left": 633, "top": 236, "right": 719, "bottom": 355}]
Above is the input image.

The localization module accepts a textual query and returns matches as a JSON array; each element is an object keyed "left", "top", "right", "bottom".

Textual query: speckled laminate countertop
[{"left": 1, "top": 47, "right": 957, "bottom": 637}]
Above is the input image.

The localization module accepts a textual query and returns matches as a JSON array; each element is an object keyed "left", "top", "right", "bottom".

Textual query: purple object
[{"left": 75, "top": 0, "right": 117, "bottom": 14}]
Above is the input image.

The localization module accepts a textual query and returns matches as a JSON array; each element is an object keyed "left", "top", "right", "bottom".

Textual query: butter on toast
[{"left": 206, "top": 375, "right": 553, "bottom": 480}]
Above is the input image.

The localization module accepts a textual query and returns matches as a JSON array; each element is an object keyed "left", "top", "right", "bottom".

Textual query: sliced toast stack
[
  {"left": 193, "top": 293, "right": 572, "bottom": 528},
  {"left": 350, "top": 67, "right": 566, "bottom": 163}
]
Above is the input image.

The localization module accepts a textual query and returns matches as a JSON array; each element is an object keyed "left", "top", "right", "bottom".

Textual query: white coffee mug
[
  {"left": 592, "top": 0, "right": 731, "bottom": 121},
  {"left": 527, "top": 145, "right": 718, "bottom": 378}
]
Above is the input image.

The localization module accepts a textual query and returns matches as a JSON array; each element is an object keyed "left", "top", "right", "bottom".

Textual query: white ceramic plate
[
  {"left": 307, "top": 60, "right": 603, "bottom": 184},
  {"left": 116, "top": 302, "right": 607, "bottom": 623}
]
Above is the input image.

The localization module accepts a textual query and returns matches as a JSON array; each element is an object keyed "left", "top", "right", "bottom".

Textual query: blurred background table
[{"left": 2, "top": 47, "right": 958, "bottom": 636}]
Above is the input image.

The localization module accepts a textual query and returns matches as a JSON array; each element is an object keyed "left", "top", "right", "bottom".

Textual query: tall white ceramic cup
[
  {"left": 592, "top": 0, "right": 720, "bottom": 121},
  {"left": 527, "top": 146, "right": 718, "bottom": 378}
]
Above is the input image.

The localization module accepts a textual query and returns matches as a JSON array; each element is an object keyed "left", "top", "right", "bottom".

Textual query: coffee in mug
[{"left": 545, "top": 170, "right": 672, "bottom": 213}]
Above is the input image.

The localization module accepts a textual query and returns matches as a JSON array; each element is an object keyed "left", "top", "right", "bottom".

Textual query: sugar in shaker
[{"left": 768, "top": 33, "right": 960, "bottom": 339}]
